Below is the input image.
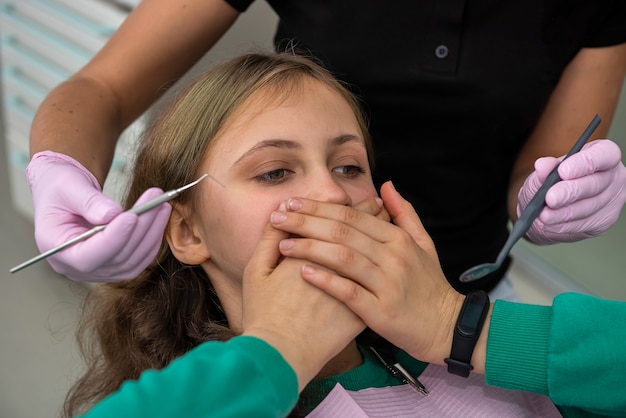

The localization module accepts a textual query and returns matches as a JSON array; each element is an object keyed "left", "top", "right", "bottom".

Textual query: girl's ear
[{"left": 166, "top": 204, "right": 210, "bottom": 265}]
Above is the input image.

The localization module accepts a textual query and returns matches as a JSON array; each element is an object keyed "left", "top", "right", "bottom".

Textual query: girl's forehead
[
  {"left": 220, "top": 78, "right": 348, "bottom": 132},
  {"left": 200, "top": 76, "right": 365, "bottom": 167}
]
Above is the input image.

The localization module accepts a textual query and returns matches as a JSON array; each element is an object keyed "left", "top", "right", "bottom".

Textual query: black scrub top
[{"left": 226, "top": 0, "right": 626, "bottom": 293}]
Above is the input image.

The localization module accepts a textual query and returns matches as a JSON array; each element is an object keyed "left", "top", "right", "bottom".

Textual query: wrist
[
  {"left": 27, "top": 150, "right": 102, "bottom": 191},
  {"left": 425, "top": 289, "right": 465, "bottom": 365},
  {"left": 242, "top": 327, "right": 321, "bottom": 392},
  {"left": 444, "top": 290, "right": 490, "bottom": 377}
]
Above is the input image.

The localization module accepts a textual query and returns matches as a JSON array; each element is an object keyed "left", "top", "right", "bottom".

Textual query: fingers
[
  {"left": 272, "top": 196, "right": 391, "bottom": 243},
  {"left": 273, "top": 185, "right": 442, "bottom": 299},
  {"left": 558, "top": 140, "right": 622, "bottom": 180},
  {"left": 299, "top": 263, "right": 377, "bottom": 319},
  {"left": 50, "top": 212, "right": 140, "bottom": 278},
  {"left": 544, "top": 169, "right": 619, "bottom": 210},
  {"left": 243, "top": 203, "right": 366, "bottom": 387},
  {"left": 541, "top": 192, "right": 614, "bottom": 224},
  {"left": 48, "top": 188, "right": 172, "bottom": 281},
  {"left": 70, "top": 187, "right": 124, "bottom": 225},
  {"left": 534, "top": 156, "right": 561, "bottom": 182},
  {"left": 279, "top": 237, "right": 381, "bottom": 292},
  {"left": 270, "top": 199, "right": 400, "bottom": 281},
  {"left": 29, "top": 151, "right": 122, "bottom": 225},
  {"left": 541, "top": 141, "right": 626, "bottom": 222},
  {"left": 110, "top": 189, "right": 171, "bottom": 263},
  {"left": 353, "top": 196, "right": 390, "bottom": 221},
  {"left": 522, "top": 140, "right": 626, "bottom": 244},
  {"left": 104, "top": 200, "right": 172, "bottom": 280},
  {"left": 295, "top": 196, "right": 459, "bottom": 362}
]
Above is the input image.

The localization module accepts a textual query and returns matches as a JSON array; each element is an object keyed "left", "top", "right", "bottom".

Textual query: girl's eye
[
  {"left": 334, "top": 165, "right": 366, "bottom": 177},
  {"left": 255, "top": 169, "right": 293, "bottom": 184}
]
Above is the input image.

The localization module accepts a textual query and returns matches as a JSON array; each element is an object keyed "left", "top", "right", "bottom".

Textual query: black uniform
[{"left": 227, "top": 0, "right": 626, "bottom": 293}]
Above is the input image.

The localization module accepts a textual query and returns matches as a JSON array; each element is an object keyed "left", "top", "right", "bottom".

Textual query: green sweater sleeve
[
  {"left": 485, "top": 293, "right": 626, "bottom": 417},
  {"left": 79, "top": 336, "right": 298, "bottom": 418}
]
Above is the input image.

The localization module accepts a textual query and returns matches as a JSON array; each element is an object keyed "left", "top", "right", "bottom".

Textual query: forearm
[
  {"left": 507, "top": 44, "right": 626, "bottom": 222},
  {"left": 29, "top": 0, "right": 241, "bottom": 184},
  {"left": 81, "top": 336, "right": 298, "bottom": 418},
  {"left": 484, "top": 300, "right": 551, "bottom": 394},
  {"left": 486, "top": 294, "right": 626, "bottom": 415},
  {"left": 29, "top": 77, "right": 125, "bottom": 184}
]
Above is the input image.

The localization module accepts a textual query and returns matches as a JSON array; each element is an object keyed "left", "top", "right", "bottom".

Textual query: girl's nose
[{"left": 304, "top": 171, "right": 352, "bottom": 206}]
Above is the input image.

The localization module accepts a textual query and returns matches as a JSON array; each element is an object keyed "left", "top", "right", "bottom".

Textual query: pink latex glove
[
  {"left": 27, "top": 151, "right": 172, "bottom": 282},
  {"left": 517, "top": 139, "right": 626, "bottom": 244}
]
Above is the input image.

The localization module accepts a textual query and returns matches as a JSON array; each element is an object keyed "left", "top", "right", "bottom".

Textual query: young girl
[{"left": 66, "top": 52, "right": 559, "bottom": 417}]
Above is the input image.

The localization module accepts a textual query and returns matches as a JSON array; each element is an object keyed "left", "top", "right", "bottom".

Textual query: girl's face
[{"left": 172, "top": 78, "right": 376, "bottom": 294}]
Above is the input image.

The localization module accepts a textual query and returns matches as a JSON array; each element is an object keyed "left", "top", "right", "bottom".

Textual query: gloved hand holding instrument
[
  {"left": 518, "top": 135, "right": 626, "bottom": 245},
  {"left": 461, "top": 114, "right": 626, "bottom": 282},
  {"left": 11, "top": 151, "right": 178, "bottom": 281}
]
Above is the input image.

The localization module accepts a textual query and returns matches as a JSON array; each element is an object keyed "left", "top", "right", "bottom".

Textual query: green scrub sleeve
[
  {"left": 79, "top": 336, "right": 299, "bottom": 418},
  {"left": 485, "top": 293, "right": 626, "bottom": 417}
]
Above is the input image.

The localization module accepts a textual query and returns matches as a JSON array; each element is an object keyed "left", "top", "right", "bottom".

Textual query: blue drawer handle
[
  {"left": 4, "top": 96, "right": 36, "bottom": 121},
  {"left": 1, "top": 36, "right": 70, "bottom": 81},
  {"left": 29, "top": 0, "right": 119, "bottom": 38}
]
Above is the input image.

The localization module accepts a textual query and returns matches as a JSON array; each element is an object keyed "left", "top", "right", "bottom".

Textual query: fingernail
[
  {"left": 287, "top": 198, "right": 302, "bottom": 211},
  {"left": 280, "top": 239, "right": 295, "bottom": 250},
  {"left": 301, "top": 264, "right": 316, "bottom": 275},
  {"left": 375, "top": 197, "right": 383, "bottom": 207},
  {"left": 271, "top": 211, "right": 287, "bottom": 224}
]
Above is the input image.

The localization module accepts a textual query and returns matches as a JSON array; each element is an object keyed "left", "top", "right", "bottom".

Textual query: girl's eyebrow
[
  {"left": 233, "top": 135, "right": 363, "bottom": 166},
  {"left": 332, "top": 134, "right": 362, "bottom": 147},
  {"left": 233, "top": 139, "right": 301, "bottom": 166}
]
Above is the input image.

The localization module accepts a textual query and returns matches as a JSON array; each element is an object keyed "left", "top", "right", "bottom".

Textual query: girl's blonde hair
[{"left": 64, "top": 51, "right": 372, "bottom": 416}]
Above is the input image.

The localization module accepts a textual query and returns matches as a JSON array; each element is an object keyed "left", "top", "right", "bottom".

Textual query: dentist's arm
[
  {"left": 28, "top": 0, "right": 239, "bottom": 281},
  {"left": 508, "top": 44, "right": 626, "bottom": 243}
]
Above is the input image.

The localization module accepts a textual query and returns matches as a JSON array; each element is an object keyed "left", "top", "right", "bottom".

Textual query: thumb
[
  {"left": 380, "top": 181, "right": 437, "bottom": 258},
  {"left": 76, "top": 191, "right": 123, "bottom": 225},
  {"left": 534, "top": 156, "right": 561, "bottom": 182}
]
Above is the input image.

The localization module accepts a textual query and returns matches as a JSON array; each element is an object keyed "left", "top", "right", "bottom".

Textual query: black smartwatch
[{"left": 444, "top": 290, "right": 490, "bottom": 377}]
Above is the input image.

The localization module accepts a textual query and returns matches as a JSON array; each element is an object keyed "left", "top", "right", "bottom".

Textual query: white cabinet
[{"left": 0, "top": 0, "right": 139, "bottom": 218}]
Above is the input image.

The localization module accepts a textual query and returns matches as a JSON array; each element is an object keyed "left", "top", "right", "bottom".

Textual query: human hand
[
  {"left": 269, "top": 182, "right": 464, "bottom": 365},
  {"left": 242, "top": 202, "right": 365, "bottom": 391},
  {"left": 353, "top": 196, "right": 389, "bottom": 221},
  {"left": 27, "top": 151, "right": 171, "bottom": 282},
  {"left": 517, "top": 140, "right": 626, "bottom": 244}
]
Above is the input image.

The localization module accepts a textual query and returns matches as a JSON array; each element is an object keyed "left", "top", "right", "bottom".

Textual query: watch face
[
  {"left": 459, "top": 303, "right": 483, "bottom": 336},
  {"left": 458, "top": 291, "right": 489, "bottom": 336}
]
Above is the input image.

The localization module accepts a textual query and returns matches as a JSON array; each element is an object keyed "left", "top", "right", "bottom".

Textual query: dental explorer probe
[{"left": 10, "top": 173, "right": 221, "bottom": 274}]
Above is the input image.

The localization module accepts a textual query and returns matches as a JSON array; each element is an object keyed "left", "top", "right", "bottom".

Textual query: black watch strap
[{"left": 444, "top": 290, "right": 490, "bottom": 377}]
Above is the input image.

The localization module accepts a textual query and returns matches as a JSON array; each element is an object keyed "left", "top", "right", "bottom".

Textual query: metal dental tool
[
  {"left": 10, "top": 173, "right": 221, "bottom": 274},
  {"left": 459, "top": 114, "right": 602, "bottom": 283}
]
